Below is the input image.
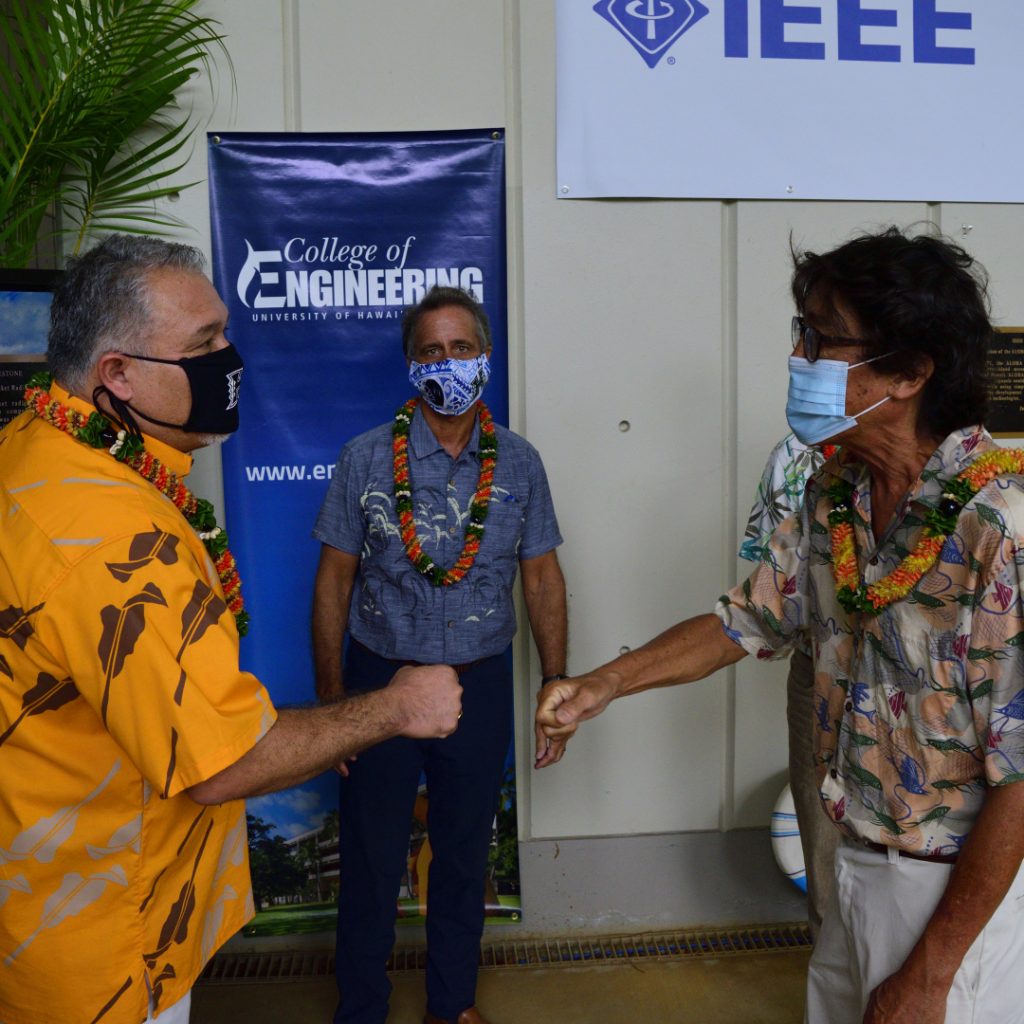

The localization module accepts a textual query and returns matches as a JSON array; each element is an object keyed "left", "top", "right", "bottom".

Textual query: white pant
[
  {"left": 1, "top": 989, "right": 190, "bottom": 1024},
  {"left": 147, "top": 990, "right": 191, "bottom": 1023},
  {"left": 806, "top": 839, "right": 1024, "bottom": 1023}
]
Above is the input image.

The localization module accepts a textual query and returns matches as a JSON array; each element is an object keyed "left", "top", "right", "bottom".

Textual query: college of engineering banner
[
  {"left": 558, "top": 1, "right": 1023, "bottom": 201},
  {"left": 208, "top": 131, "right": 520, "bottom": 927}
]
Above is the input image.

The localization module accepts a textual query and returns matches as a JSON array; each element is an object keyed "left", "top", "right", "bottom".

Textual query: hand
[
  {"left": 863, "top": 968, "right": 949, "bottom": 1024},
  {"left": 533, "top": 724, "right": 568, "bottom": 769},
  {"left": 533, "top": 672, "right": 619, "bottom": 767},
  {"left": 388, "top": 664, "right": 462, "bottom": 738},
  {"left": 335, "top": 754, "right": 357, "bottom": 777}
]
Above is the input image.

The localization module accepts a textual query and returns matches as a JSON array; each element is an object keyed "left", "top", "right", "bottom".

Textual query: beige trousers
[{"left": 787, "top": 647, "right": 840, "bottom": 938}]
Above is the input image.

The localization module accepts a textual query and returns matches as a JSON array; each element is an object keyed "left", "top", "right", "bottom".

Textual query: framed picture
[
  {"left": 989, "top": 327, "right": 1024, "bottom": 438},
  {"left": 0, "top": 268, "right": 60, "bottom": 428}
]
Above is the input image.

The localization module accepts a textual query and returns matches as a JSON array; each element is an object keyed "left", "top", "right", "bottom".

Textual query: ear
[
  {"left": 890, "top": 353, "right": 934, "bottom": 401},
  {"left": 94, "top": 351, "right": 135, "bottom": 400}
]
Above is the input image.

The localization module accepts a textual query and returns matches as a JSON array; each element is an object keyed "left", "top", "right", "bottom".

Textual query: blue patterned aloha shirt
[{"left": 718, "top": 426, "right": 1024, "bottom": 856}]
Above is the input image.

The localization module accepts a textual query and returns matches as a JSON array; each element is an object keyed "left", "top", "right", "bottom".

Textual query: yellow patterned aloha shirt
[
  {"left": 0, "top": 387, "right": 276, "bottom": 1024},
  {"left": 718, "top": 426, "right": 1024, "bottom": 857}
]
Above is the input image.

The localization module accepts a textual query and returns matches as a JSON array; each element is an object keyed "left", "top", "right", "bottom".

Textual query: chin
[{"left": 196, "top": 433, "right": 231, "bottom": 448}]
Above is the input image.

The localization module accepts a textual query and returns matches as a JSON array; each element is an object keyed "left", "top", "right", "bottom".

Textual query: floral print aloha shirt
[{"left": 717, "top": 426, "right": 1024, "bottom": 856}]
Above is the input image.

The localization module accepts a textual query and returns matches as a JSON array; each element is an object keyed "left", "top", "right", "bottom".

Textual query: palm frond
[{"left": 0, "top": 0, "right": 233, "bottom": 266}]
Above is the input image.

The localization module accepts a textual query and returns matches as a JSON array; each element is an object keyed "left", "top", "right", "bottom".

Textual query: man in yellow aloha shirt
[{"left": 0, "top": 235, "right": 461, "bottom": 1024}]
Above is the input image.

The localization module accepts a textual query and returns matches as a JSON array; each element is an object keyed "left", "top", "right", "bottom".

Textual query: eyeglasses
[{"left": 791, "top": 315, "right": 864, "bottom": 363}]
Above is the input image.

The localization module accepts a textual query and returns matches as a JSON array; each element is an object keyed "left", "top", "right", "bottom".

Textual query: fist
[{"left": 388, "top": 664, "right": 463, "bottom": 738}]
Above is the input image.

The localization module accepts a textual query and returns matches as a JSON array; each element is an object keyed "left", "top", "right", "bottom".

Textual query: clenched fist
[{"left": 388, "top": 664, "right": 463, "bottom": 738}]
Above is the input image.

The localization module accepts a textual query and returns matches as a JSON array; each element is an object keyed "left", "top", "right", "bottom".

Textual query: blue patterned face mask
[
  {"left": 786, "top": 354, "right": 891, "bottom": 445},
  {"left": 408, "top": 353, "right": 491, "bottom": 416}
]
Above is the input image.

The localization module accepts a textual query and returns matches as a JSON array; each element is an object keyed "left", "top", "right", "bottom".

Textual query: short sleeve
[
  {"left": 739, "top": 434, "right": 823, "bottom": 562},
  {"left": 313, "top": 442, "right": 369, "bottom": 555},
  {"left": 37, "top": 528, "right": 276, "bottom": 797},
  {"left": 519, "top": 446, "right": 562, "bottom": 561},
  {"left": 718, "top": 512, "right": 809, "bottom": 660}
]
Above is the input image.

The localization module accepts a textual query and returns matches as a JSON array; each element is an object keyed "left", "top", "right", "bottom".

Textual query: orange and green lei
[
  {"left": 827, "top": 447, "right": 1024, "bottom": 615},
  {"left": 393, "top": 397, "right": 496, "bottom": 586},
  {"left": 24, "top": 372, "right": 249, "bottom": 635}
]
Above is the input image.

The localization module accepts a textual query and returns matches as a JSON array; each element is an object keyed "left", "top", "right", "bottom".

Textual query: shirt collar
[
  {"left": 52, "top": 380, "right": 194, "bottom": 479},
  {"left": 409, "top": 401, "right": 480, "bottom": 461}
]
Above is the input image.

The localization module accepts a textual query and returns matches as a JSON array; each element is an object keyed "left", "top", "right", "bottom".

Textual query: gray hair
[
  {"left": 47, "top": 234, "right": 206, "bottom": 390},
  {"left": 400, "top": 285, "right": 492, "bottom": 360}
]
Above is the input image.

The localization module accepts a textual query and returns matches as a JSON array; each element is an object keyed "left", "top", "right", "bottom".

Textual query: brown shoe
[{"left": 423, "top": 1008, "right": 492, "bottom": 1024}]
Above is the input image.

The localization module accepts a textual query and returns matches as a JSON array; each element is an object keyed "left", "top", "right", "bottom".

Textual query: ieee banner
[
  {"left": 208, "top": 131, "right": 507, "bottom": 840},
  {"left": 558, "top": 1, "right": 1021, "bottom": 201}
]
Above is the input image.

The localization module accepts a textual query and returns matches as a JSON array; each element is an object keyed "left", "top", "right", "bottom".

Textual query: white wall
[{"left": 158, "top": 0, "right": 1024, "bottom": 926}]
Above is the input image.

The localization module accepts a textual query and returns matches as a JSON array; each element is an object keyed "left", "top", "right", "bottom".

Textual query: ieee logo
[{"left": 594, "top": 0, "right": 709, "bottom": 68}]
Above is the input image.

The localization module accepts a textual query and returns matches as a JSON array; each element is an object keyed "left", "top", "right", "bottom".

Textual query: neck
[
  {"left": 420, "top": 399, "right": 478, "bottom": 458},
  {"left": 843, "top": 422, "right": 944, "bottom": 536},
  {"left": 847, "top": 423, "right": 942, "bottom": 493}
]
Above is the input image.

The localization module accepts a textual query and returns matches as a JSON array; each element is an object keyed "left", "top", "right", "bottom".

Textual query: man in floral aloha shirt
[{"left": 537, "top": 228, "right": 1024, "bottom": 1023}]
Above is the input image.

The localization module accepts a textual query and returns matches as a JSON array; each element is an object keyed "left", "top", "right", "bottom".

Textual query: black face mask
[{"left": 95, "top": 344, "right": 245, "bottom": 437}]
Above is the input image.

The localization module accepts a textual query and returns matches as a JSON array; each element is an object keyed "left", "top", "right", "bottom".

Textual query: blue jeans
[{"left": 333, "top": 641, "right": 513, "bottom": 1024}]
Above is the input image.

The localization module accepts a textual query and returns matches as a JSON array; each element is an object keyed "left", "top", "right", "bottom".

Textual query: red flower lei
[
  {"left": 23, "top": 374, "right": 249, "bottom": 635},
  {"left": 828, "top": 447, "right": 1024, "bottom": 615},
  {"left": 393, "top": 397, "right": 497, "bottom": 586}
]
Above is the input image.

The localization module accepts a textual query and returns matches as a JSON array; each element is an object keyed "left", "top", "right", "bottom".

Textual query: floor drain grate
[{"left": 198, "top": 922, "right": 811, "bottom": 984}]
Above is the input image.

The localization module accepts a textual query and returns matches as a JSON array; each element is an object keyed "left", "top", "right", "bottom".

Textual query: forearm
[
  {"left": 311, "top": 547, "right": 357, "bottom": 699},
  {"left": 523, "top": 554, "right": 568, "bottom": 677},
  {"left": 595, "top": 612, "right": 746, "bottom": 700},
  {"left": 535, "top": 612, "right": 746, "bottom": 749},
  {"left": 188, "top": 691, "right": 402, "bottom": 804},
  {"left": 312, "top": 596, "right": 349, "bottom": 697}
]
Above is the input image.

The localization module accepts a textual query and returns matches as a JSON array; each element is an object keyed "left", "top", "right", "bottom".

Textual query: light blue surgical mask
[
  {"left": 786, "top": 354, "right": 892, "bottom": 445},
  {"left": 408, "top": 353, "right": 491, "bottom": 416}
]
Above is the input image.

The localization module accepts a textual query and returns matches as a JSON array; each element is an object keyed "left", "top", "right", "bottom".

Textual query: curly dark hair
[{"left": 791, "top": 227, "right": 992, "bottom": 437}]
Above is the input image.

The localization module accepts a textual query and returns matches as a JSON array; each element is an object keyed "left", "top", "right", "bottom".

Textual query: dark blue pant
[{"left": 333, "top": 642, "right": 513, "bottom": 1024}]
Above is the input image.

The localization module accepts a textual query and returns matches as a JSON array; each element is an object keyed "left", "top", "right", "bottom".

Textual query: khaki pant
[{"left": 787, "top": 647, "right": 840, "bottom": 938}]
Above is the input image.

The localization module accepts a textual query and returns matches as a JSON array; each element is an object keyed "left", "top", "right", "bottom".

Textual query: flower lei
[
  {"left": 828, "top": 448, "right": 1024, "bottom": 615},
  {"left": 24, "top": 372, "right": 249, "bottom": 635},
  {"left": 393, "top": 397, "right": 496, "bottom": 586}
]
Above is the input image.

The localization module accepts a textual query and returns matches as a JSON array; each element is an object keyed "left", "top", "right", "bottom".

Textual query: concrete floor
[{"left": 192, "top": 948, "right": 810, "bottom": 1024}]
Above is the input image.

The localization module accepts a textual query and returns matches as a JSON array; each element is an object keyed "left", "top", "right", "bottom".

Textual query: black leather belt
[{"left": 861, "top": 839, "right": 958, "bottom": 865}]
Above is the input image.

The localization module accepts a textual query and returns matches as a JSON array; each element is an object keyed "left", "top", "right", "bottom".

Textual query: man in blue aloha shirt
[{"left": 312, "top": 286, "right": 568, "bottom": 1024}]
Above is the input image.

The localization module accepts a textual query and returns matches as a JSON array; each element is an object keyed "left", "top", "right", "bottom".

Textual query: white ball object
[{"left": 770, "top": 783, "right": 807, "bottom": 893}]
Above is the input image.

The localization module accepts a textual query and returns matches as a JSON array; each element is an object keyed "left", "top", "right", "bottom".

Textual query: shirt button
[
  {"left": 448, "top": 526, "right": 457, "bottom": 537},
  {"left": 830, "top": 768, "right": 838, "bottom": 779},
  {"left": 869, "top": 556, "right": 878, "bottom": 565},
  {"left": 447, "top": 620, "right": 454, "bottom": 628},
  {"left": 845, "top": 701, "right": 853, "bottom": 712}
]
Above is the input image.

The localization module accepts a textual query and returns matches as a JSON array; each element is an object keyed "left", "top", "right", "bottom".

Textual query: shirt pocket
[{"left": 483, "top": 497, "right": 526, "bottom": 560}]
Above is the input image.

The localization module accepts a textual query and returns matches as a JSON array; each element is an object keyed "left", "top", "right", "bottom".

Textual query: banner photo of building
[
  {"left": 208, "top": 130, "right": 521, "bottom": 932},
  {"left": 557, "top": 1, "right": 1022, "bottom": 201}
]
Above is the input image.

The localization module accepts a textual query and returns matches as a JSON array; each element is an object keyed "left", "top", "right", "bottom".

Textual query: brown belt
[{"left": 861, "top": 839, "right": 958, "bottom": 865}]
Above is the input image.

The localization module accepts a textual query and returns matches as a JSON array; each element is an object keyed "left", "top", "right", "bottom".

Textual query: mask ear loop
[{"left": 92, "top": 385, "right": 143, "bottom": 439}]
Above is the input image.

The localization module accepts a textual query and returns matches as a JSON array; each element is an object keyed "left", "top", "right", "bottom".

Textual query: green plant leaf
[{"left": 0, "top": 0, "right": 233, "bottom": 265}]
